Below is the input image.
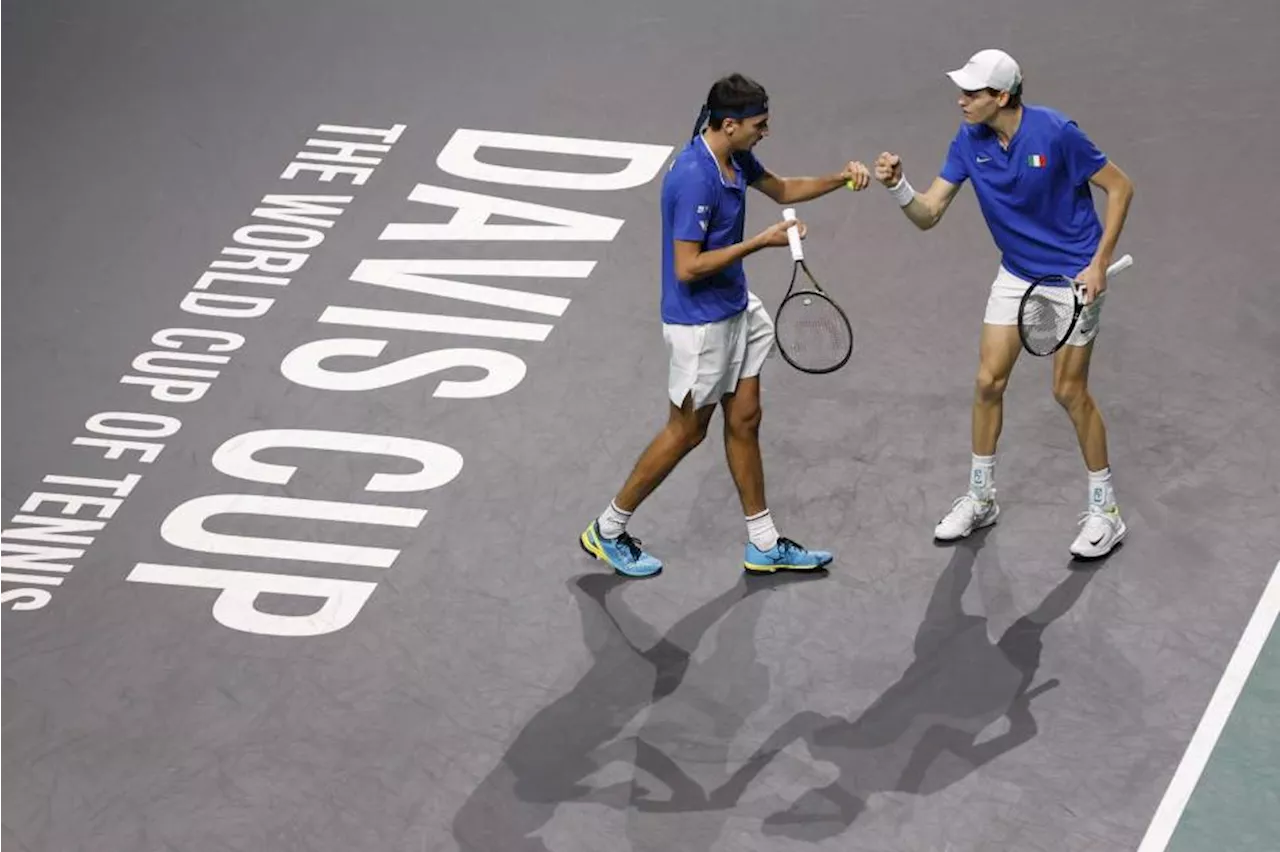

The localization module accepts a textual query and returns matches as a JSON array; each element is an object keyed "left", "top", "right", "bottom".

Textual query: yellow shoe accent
[{"left": 580, "top": 524, "right": 606, "bottom": 561}]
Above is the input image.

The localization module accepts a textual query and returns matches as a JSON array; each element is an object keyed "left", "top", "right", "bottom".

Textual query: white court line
[{"left": 1136, "top": 557, "right": 1280, "bottom": 851}]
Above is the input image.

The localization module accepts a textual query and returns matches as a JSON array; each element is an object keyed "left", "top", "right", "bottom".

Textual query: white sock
[
  {"left": 969, "top": 453, "right": 996, "bottom": 501},
  {"left": 597, "top": 500, "right": 632, "bottom": 539},
  {"left": 1088, "top": 467, "right": 1116, "bottom": 510},
  {"left": 746, "top": 509, "right": 780, "bottom": 551}
]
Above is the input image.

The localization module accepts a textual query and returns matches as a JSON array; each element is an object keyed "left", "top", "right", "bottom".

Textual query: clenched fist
[{"left": 875, "top": 152, "right": 903, "bottom": 186}]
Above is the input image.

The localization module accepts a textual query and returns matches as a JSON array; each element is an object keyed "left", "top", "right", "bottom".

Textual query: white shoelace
[
  {"left": 1076, "top": 505, "right": 1117, "bottom": 540},
  {"left": 950, "top": 493, "right": 989, "bottom": 516}
]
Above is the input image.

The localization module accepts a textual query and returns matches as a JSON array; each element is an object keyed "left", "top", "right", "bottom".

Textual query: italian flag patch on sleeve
[{"left": 1027, "top": 153, "right": 1047, "bottom": 167}]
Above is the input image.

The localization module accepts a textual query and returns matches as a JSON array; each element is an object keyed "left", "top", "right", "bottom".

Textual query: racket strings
[
  {"left": 1020, "top": 285, "right": 1077, "bottom": 355},
  {"left": 775, "top": 295, "right": 852, "bottom": 371}
]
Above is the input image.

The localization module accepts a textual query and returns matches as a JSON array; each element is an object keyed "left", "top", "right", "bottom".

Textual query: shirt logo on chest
[
  {"left": 976, "top": 154, "right": 992, "bottom": 164},
  {"left": 1027, "top": 153, "right": 1048, "bottom": 168}
]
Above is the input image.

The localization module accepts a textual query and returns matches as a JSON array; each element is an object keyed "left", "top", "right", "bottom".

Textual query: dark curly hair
[{"left": 689, "top": 73, "right": 769, "bottom": 139}]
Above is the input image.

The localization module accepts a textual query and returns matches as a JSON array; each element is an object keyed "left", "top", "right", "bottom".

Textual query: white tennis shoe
[
  {"left": 934, "top": 491, "right": 1000, "bottom": 541},
  {"left": 1069, "top": 504, "right": 1127, "bottom": 559}
]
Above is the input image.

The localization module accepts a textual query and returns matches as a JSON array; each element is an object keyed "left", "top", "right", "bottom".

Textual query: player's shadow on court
[
  {"left": 450, "top": 568, "right": 827, "bottom": 852},
  {"left": 634, "top": 531, "right": 1096, "bottom": 842}
]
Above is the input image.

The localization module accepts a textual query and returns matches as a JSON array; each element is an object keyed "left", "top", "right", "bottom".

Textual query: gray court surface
[{"left": 4, "top": 1, "right": 1280, "bottom": 851}]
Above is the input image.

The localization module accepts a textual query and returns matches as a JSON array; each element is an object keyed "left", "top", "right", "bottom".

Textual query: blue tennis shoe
[
  {"left": 580, "top": 520, "right": 663, "bottom": 578},
  {"left": 743, "top": 537, "right": 833, "bottom": 573}
]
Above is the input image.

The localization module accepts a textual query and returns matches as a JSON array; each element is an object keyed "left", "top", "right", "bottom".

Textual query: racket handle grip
[
  {"left": 1106, "top": 253, "right": 1134, "bottom": 277},
  {"left": 782, "top": 207, "right": 804, "bottom": 261}
]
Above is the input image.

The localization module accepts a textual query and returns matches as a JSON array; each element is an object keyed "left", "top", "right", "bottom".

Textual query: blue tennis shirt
[
  {"left": 940, "top": 104, "right": 1108, "bottom": 281},
  {"left": 660, "top": 135, "right": 766, "bottom": 325}
]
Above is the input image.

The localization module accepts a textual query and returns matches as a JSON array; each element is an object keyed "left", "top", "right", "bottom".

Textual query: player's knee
[
  {"left": 669, "top": 412, "right": 710, "bottom": 450},
  {"left": 1053, "top": 378, "right": 1089, "bottom": 410},
  {"left": 975, "top": 368, "right": 1009, "bottom": 402},
  {"left": 726, "top": 403, "right": 762, "bottom": 438}
]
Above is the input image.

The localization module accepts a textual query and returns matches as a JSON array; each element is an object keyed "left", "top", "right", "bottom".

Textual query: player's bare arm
[
  {"left": 750, "top": 161, "right": 871, "bottom": 205},
  {"left": 1077, "top": 161, "right": 1135, "bottom": 302},
  {"left": 874, "top": 152, "right": 961, "bottom": 230},
  {"left": 672, "top": 217, "right": 807, "bottom": 283},
  {"left": 905, "top": 177, "right": 962, "bottom": 230},
  {"left": 1087, "top": 161, "right": 1134, "bottom": 265}
]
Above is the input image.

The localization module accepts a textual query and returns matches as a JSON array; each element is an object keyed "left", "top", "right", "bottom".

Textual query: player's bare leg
[
  {"left": 614, "top": 395, "right": 716, "bottom": 512},
  {"left": 580, "top": 394, "right": 715, "bottom": 578},
  {"left": 971, "top": 323, "right": 1024, "bottom": 457},
  {"left": 1054, "top": 339, "right": 1126, "bottom": 558},
  {"left": 1052, "top": 340, "right": 1108, "bottom": 471},
  {"left": 721, "top": 375, "right": 832, "bottom": 572},
  {"left": 720, "top": 376, "right": 766, "bottom": 517},
  {"left": 935, "top": 323, "right": 1022, "bottom": 541}
]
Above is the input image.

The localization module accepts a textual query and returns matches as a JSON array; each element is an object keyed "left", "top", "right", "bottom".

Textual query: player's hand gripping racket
[
  {"left": 1016, "top": 254, "right": 1134, "bottom": 356},
  {"left": 773, "top": 208, "right": 854, "bottom": 374}
]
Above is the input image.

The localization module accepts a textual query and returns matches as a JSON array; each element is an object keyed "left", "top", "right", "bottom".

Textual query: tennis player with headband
[
  {"left": 874, "top": 49, "right": 1135, "bottom": 559},
  {"left": 580, "top": 72, "right": 872, "bottom": 577}
]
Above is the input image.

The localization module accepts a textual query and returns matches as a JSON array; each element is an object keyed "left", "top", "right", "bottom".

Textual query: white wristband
[{"left": 887, "top": 176, "right": 916, "bottom": 207}]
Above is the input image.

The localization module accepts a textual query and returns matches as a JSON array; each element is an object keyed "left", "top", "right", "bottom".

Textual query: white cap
[{"left": 946, "top": 49, "right": 1022, "bottom": 93}]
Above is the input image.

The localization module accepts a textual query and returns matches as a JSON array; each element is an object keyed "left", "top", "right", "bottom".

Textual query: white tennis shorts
[
  {"left": 663, "top": 291, "right": 775, "bottom": 409},
  {"left": 984, "top": 264, "right": 1105, "bottom": 347}
]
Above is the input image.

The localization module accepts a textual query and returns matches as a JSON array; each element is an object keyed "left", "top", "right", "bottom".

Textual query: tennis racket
[
  {"left": 773, "top": 208, "right": 854, "bottom": 374},
  {"left": 1016, "top": 254, "right": 1134, "bottom": 356}
]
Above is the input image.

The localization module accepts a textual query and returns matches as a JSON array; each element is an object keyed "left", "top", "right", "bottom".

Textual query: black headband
[
  {"left": 709, "top": 100, "right": 769, "bottom": 120},
  {"left": 689, "top": 99, "right": 769, "bottom": 140}
]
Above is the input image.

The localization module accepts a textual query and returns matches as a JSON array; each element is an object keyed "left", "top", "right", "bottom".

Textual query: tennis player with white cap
[{"left": 873, "top": 49, "right": 1135, "bottom": 559}]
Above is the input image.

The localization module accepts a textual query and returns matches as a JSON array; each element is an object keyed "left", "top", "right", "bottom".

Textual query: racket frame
[
  {"left": 1016, "top": 253, "right": 1134, "bottom": 357},
  {"left": 773, "top": 208, "right": 854, "bottom": 374}
]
